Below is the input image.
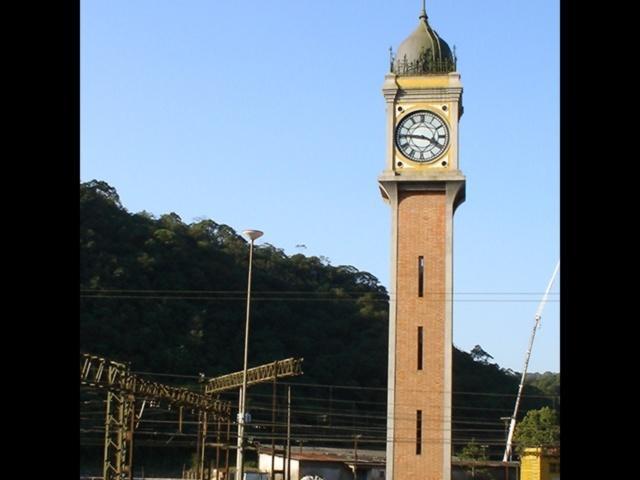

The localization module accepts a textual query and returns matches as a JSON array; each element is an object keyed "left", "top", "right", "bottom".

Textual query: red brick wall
[{"left": 394, "top": 190, "right": 446, "bottom": 479}]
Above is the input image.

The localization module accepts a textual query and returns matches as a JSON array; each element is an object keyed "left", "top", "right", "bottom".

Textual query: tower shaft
[
  {"left": 381, "top": 7, "right": 464, "bottom": 478},
  {"left": 380, "top": 177, "right": 463, "bottom": 480}
]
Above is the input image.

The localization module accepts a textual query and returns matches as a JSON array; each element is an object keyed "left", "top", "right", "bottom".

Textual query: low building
[
  {"left": 453, "top": 460, "right": 519, "bottom": 480},
  {"left": 257, "top": 446, "right": 519, "bottom": 480},
  {"left": 520, "top": 447, "right": 560, "bottom": 480},
  {"left": 257, "top": 446, "right": 384, "bottom": 480}
]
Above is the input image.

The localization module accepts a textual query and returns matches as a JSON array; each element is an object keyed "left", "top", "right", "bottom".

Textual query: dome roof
[{"left": 392, "top": 7, "right": 456, "bottom": 75}]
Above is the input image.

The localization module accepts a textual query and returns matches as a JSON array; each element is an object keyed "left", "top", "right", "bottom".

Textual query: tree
[
  {"left": 458, "top": 439, "right": 493, "bottom": 480},
  {"left": 514, "top": 407, "right": 560, "bottom": 452},
  {"left": 459, "top": 438, "right": 487, "bottom": 462},
  {"left": 470, "top": 345, "right": 494, "bottom": 364},
  {"left": 525, "top": 372, "right": 560, "bottom": 397},
  {"left": 81, "top": 179, "right": 123, "bottom": 208},
  {"left": 80, "top": 180, "right": 558, "bottom": 469}
]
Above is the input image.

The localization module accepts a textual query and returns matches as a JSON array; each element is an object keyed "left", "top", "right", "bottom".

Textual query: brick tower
[{"left": 378, "top": 3, "right": 465, "bottom": 479}]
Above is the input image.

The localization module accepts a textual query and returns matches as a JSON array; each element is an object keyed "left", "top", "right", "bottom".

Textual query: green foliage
[
  {"left": 80, "top": 179, "right": 390, "bottom": 386},
  {"left": 458, "top": 439, "right": 495, "bottom": 480},
  {"left": 514, "top": 407, "right": 560, "bottom": 452},
  {"left": 470, "top": 345, "right": 494, "bottom": 364},
  {"left": 80, "top": 180, "right": 559, "bottom": 463},
  {"left": 459, "top": 438, "right": 488, "bottom": 461},
  {"left": 452, "top": 345, "right": 555, "bottom": 459},
  {"left": 525, "top": 372, "right": 560, "bottom": 397}
]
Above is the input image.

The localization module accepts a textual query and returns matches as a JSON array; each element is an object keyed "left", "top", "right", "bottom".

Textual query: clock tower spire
[{"left": 379, "top": 3, "right": 465, "bottom": 479}]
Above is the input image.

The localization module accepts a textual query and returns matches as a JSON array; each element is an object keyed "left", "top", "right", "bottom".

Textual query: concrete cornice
[
  {"left": 396, "top": 88, "right": 463, "bottom": 102},
  {"left": 378, "top": 173, "right": 465, "bottom": 207},
  {"left": 379, "top": 170, "right": 466, "bottom": 184},
  {"left": 382, "top": 75, "right": 401, "bottom": 102},
  {"left": 382, "top": 72, "right": 462, "bottom": 103}
]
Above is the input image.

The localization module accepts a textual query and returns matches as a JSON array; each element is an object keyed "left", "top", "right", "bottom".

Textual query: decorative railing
[{"left": 390, "top": 49, "right": 457, "bottom": 75}]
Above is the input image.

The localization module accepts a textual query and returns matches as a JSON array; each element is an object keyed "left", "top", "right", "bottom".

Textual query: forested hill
[
  {"left": 80, "top": 180, "right": 389, "bottom": 386},
  {"left": 80, "top": 179, "right": 557, "bottom": 413}
]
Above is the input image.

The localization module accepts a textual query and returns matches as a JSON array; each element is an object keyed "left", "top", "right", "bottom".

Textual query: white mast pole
[{"left": 502, "top": 261, "right": 560, "bottom": 462}]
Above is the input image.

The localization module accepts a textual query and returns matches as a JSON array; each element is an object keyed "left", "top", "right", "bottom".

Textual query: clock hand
[
  {"left": 400, "top": 134, "right": 440, "bottom": 145},
  {"left": 399, "top": 134, "right": 430, "bottom": 140}
]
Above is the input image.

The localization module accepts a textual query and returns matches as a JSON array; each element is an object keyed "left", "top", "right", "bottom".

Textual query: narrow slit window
[
  {"left": 416, "top": 410, "right": 422, "bottom": 455},
  {"left": 418, "top": 256, "right": 424, "bottom": 297},
  {"left": 417, "top": 326, "right": 423, "bottom": 370}
]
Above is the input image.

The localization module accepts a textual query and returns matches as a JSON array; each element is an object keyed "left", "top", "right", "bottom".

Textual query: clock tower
[{"left": 379, "top": 3, "right": 465, "bottom": 479}]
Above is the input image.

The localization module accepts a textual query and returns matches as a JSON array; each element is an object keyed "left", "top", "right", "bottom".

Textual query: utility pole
[
  {"left": 199, "top": 411, "right": 208, "bottom": 480},
  {"left": 270, "top": 366, "right": 278, "bottom": 480},
  {"left": 502, "top": 261, "right": 560, "bottom": 462},
  {"left": 500, "top": 416, "right": 511, "bottom": 479},
  {"left": 216, "top": 418, "right": 221, "bottom": 480},
  {"left": 353, "top": 434, "right": 362, "bottom": 480},
  {"left": 286, "top": 387, "right": 291, "bottom": 480},
  {"left": 329, "top": 386, "right": 333, "bottom": 427}
]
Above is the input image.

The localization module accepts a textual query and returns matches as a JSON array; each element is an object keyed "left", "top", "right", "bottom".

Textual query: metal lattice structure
[
  {"left": 81, "top": 354, "right": 130, "bottom": 389},
  {"left": 81, "top": 354, "right": 232, "bottom": 418},
  {"left": 81, "top": 354, "right": 302, "bottom": 480},
  {"left": 103, "top": 390, "right": 135, "bottom": 480},
  {"left": 81, "top": 353, "right": 232, "bottom": 480},
  {"left": 81, "top": 355, "right": 135, "bottom": 480},
  {"left": 204, "top": 358, "right": 304, "bottom": 394}
]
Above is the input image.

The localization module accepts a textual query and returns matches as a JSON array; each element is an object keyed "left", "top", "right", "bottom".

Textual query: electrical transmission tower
[
  {"left": 80, "top": 354, "right": 303, "bottom": 480},
  {"left": 204, "top": 358, "right": 304, "bottom": 480},
  {"left": 81, "top": 353, "right": 231, "bottom": 480}
]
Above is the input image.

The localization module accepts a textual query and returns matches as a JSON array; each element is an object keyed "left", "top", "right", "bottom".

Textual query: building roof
[
  {"left": 392, "top": 2, "right": 456, "bottom": 75},
  {"left": 258, "top": 445, "right": 521, "bottom": 468},
  {"left": 257, "top": 446, "right": 385, "bottom": 466}
]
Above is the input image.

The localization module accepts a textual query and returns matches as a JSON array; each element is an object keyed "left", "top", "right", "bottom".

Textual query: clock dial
[{"left": 395, "top": 110, "right": 450, "bottom": 163}]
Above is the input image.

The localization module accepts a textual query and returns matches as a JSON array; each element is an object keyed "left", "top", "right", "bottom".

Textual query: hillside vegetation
[{"left": 80, "top": 180, "right": 558, "bottom": 463}]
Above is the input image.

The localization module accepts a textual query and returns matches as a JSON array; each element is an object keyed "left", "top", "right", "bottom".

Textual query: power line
[
  {"left": 80, "top": 293, "right": 558, "bottom": 303},
  {"left": 80, "top": 288, "right": 558, "bottom": 295},
  {"left": 80, "top": 376, "right": 559, "bottom": 399}
]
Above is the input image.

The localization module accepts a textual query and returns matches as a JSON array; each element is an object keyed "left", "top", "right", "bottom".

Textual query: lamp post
[
  {"left": 500, "top": 416, "right": 511, "bottom": 479},
  {"left": 353, "top": 434, "right": 362, "bottom": 480},
  {"left": 236, "top": 229, "right": 263, "bottom": 480},
  {"left": 500, "top": 416, "right": 511, "bottom": 455}
]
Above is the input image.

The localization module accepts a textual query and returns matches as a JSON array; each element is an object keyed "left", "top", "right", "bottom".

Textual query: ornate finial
[
  {"left": 419, "top": 0, "right": 428, "bottom": 20},
  {"left": 389, "top": 46, "right": 394, "bottom": 72}
]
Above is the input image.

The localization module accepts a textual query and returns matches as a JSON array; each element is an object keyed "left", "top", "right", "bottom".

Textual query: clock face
[{"left": 395, "top": 110, "right": 450, "bottom": 163}]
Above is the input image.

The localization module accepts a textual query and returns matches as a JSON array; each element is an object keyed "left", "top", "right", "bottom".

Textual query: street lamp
[{"left": 236, "top": 229, "right": 263, "bottom": 480}]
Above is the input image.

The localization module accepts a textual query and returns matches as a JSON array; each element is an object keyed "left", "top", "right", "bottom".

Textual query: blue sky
[{"left": 81, "top": 0, "right": 559, "bottom": 373}]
